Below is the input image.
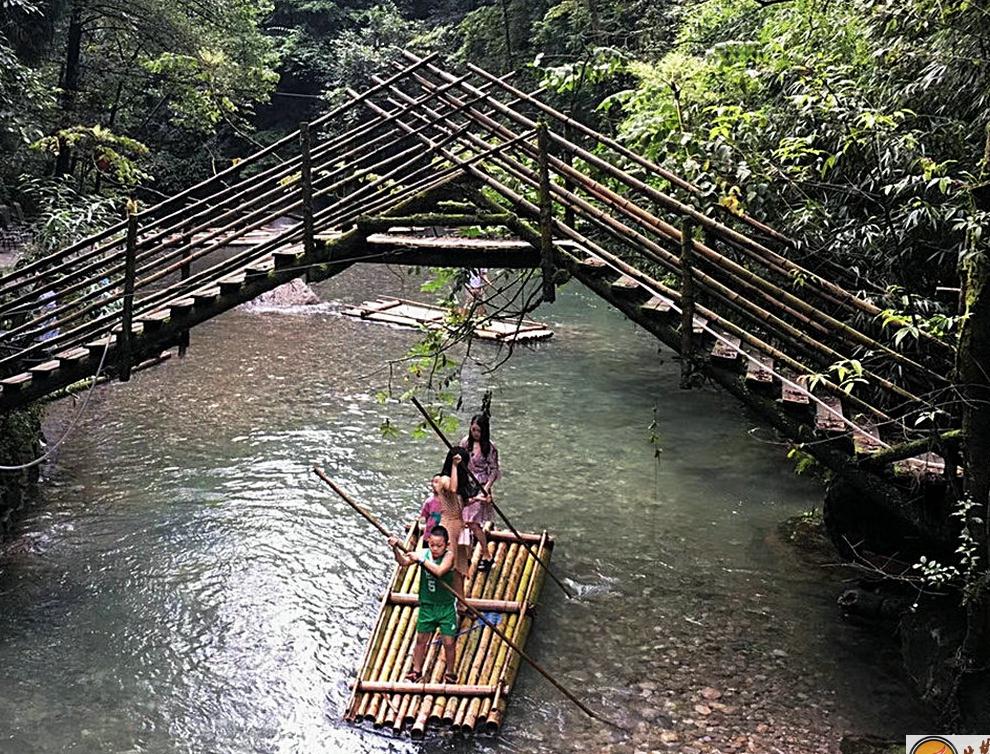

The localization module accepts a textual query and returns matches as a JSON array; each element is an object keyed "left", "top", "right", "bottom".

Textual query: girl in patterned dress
[{"left": 460, "top": 413, "right": 501, "bottom": 572}]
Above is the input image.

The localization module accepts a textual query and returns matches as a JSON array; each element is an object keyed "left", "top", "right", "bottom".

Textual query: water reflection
[{"left": 0, "top": 265, "right": 926, "bottom": 752}]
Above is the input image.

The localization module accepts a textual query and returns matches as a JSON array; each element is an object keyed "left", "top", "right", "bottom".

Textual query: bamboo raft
[
  {"left": 341, "top": 296, "right": 554, "bottom": 343},
  {"left": 345, "top": 521, "right": 554, "bottom": 737}
]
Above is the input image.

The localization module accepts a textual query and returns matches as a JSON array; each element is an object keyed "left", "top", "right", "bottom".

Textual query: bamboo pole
[
  {"left": 409, "top": 396, "right": 575, "bottom": 599},
  {"left": 118, "top": 210, "right": 137, "bottom": 382},
  {"left": 312, "top": 467, "right": 625, "bottom": 731},
  {"left": 679, "top": 216, "right": 695, "bottom": 390}
]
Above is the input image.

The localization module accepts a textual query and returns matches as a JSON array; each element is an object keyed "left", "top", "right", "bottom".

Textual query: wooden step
[
  {"left": 610, "top": 275, "right": 639, "bottom": 291},
  {"left": 576, "top": 256, "right": 608, "bottom": 275},
  {"left": 168, "top": 298, "right": 195, "bottom": 317},
  {"left": 710, "top": 334, "right": 741, "bottom": 364},
  {"left": 692, "top": 316, "right": 707, "bottom": 336},
  {"left": 852, "top": 418, "right": 884, "bottom": 455},
  {"left": 640, "top": 296, "right": 673, "bottom": 315},
  {"left": 111, "top": 320, "right": 144, "bottom": 336},
  {"left": 218, "top": 274, "right": 245, "bottom": 296},
  {"left": 29, "top": 359, "right": 61, "bottom": 379},
  {"left": 85, "top": 335, "right": 114, "bottom": 356},
  {"left": 894, "top": 452, "right": 946, "bottom": 480},
  {"left": 136, "top": 309, "right": 170, "bottom": 333},
  {"left": 273, "top": 250, "right": 300, "bottom": 271},
  {"left": 193, "top": 287, "right": 221, "bottom": 307},
  {"left": 780, "top": 372, "right": 811, "bottom": 410},
  {"left": 0, "top": 372, "right": 32, "bottom": 391},
  {"left": 745, "top": 352, "right": 774, "bottom": 390},
  {"left": 56, "top": 347, "right": 90, "bottom": 366},
  {"left": 815, "top": 395, "right": 846, "bottom": 433}
]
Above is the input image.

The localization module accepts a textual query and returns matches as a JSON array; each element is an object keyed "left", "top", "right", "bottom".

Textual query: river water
[{"left": 0, "top": 266, "right": 927, "bottom": 753}]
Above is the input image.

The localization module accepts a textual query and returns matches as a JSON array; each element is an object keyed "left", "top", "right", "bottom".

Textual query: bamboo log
[
  {"left": 486, "top": 613, "right": 533, "bottom": 732},
  {"left": 372, "top": 604, "right": 417, "bottom": 726},
  {"left": 479, "top": 541, "right": 509, "bottom": 600},
  {"left": 346, "top": 524, "right": 418, "bottom": 720},
  {"left": 487, "top": 529, "right": 551, "bottom": 545},
  {"left": 388, "top": 594, "right": 524, "bottom": 612},
  {"left": 359, "top": 681, "right": 498, "bottom": 695},
  {"left": 356, "top": 555, "right": 419, "bottom": 720}
]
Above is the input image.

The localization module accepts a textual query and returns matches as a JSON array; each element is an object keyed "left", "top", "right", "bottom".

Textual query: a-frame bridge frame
[{"left": 0, "top": 52, "right": 959, "bottom": 552}]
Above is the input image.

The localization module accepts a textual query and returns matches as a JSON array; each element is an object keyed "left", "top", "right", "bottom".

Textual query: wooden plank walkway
[
  {"left": 341, "top": 296, "right": 554, "bottom": 343},
  {"left": 346, "top": 522, "right": 553, "bottom": 737}
]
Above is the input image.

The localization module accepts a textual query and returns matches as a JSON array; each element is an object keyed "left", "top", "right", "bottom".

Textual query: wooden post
[
  {"left": 178, "top": 216, "right": 192, "bottom": 357},
  {"left": 299, "top": 121, "right": 316, "bottom": 262},
  {"left": 679, "top": 216, "right": 695, "bottom": 389},
  {"left": 537, "top": 122, "right": 556, "bottom": 303},
  {"left": 563, "top": 122, "right": 576, "bottom": 228},
  {"left": 119, "top": 209, "right": 137, "bottom": 382}
]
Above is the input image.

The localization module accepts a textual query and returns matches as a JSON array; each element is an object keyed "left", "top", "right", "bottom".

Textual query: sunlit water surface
[{"left": 0, "top": 267, "right": 927, "bottom": 753}]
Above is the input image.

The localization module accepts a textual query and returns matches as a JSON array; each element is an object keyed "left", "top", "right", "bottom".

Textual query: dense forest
[
  {"left": 4, "top": 0, "right": 990, "bottom": 731},
  {"left": 2, "top": 0, "right": 988, "bottom": 299}
]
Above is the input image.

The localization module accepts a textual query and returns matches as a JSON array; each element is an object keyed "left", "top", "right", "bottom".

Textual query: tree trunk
[
  {"left": 953, "top": 187, "right": 990, "bottom": 728},
  {"left": 55, "top": 0, "right": 82, "bottom": 177}
]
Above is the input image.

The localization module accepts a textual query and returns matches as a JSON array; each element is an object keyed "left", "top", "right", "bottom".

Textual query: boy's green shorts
[{"left": 417, "top": 602, "right": 458, "bottom": 637}]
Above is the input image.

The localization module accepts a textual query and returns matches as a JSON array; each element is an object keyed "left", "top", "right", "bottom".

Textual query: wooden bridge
[{"left": 0, "top": 52, "right": 958, "bottom": 546}]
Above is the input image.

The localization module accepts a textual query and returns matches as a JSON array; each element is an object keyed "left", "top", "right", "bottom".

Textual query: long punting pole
[
  {"left": 310, "top": 466, "right": 626, "bottom": 731},
  {"left": 409, "top": 396, "right": 577, "bottom": 600}
]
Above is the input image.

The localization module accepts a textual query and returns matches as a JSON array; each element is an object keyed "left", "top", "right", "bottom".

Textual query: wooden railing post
[
  {"left": 178, "top": 215, "right": 192, "bottom": 356},
  {"left": 119, "top": 208, "right": 137, "bottom": 382},
  {"left": 562, "top": 122, "right": 576, "bottom": 229},
  {"left": 679, "top": 216, "right": 696, "bottom": 389},
  {"left": 537, "top": 121, "right": 556, "bottom": 303},
  {"left": 299, "top": 121, "right": 315, "bottom": 259}
]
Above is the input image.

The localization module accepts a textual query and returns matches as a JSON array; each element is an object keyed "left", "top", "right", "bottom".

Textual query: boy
[{"left": 388, "top": 525, "right": 460, "bottom": 683}]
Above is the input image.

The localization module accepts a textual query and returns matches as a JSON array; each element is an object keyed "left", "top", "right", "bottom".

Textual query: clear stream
[{"left": 0, "top": 266, "right": 928, "bottom": 753}]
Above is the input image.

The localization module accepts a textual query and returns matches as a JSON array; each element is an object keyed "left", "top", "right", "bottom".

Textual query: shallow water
[{"left": 0, "top": 266, "right": 927, "bottom": 753}]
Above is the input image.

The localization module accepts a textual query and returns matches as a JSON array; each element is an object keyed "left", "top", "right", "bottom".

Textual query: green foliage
[
  {"left": 786, "top": 445, "right": 817, "bottom": 475},
  {"left": 17, "top": 178, "right": 122, "bottom": 253},
  {"left": 30, "top": 125, "right": 151, "bottom": 189},
  {"left": 600, "top": 0, "right": 990, "bottom": 293}
]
